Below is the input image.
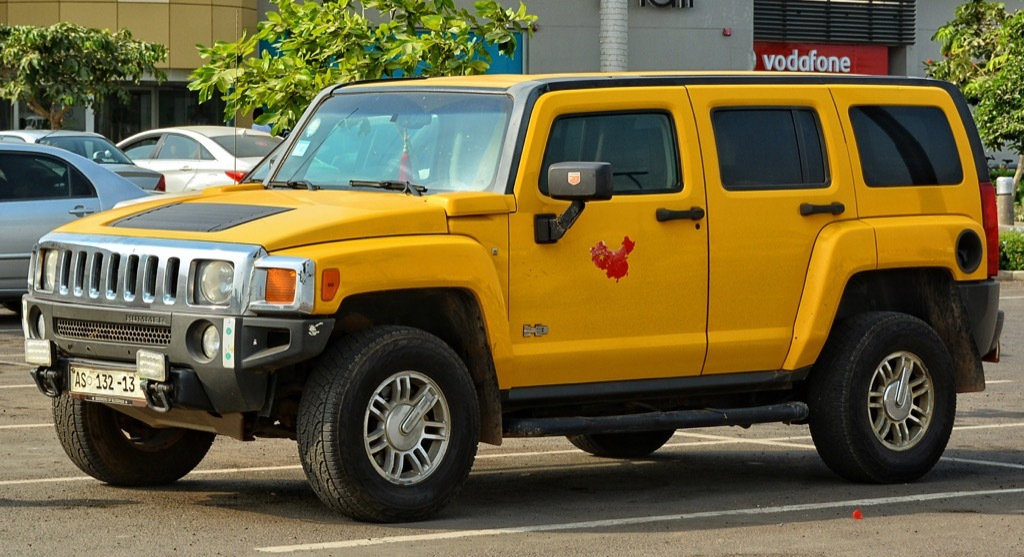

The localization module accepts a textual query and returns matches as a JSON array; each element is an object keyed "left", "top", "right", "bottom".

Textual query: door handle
[
  {"left": 656, "top": 207, "right": 705, "bottom": 222},
  {"left": 799, "top": 202, "right": 845, "bottom": 216},
  {"left": 68, "top": 205, "right": 95, "bottom": 217},
  {"left": 179, "top": 166, "right": 193, "bottom": 171}
]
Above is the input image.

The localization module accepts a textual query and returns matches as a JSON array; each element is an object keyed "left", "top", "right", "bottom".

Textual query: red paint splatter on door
[{"left": 591, "top": 236, "right": 635, "bottom": 281}]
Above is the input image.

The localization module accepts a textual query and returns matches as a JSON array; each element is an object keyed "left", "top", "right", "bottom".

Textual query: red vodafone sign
[{"left": 754, "top": 41, "right": 889, "bottom": 75}]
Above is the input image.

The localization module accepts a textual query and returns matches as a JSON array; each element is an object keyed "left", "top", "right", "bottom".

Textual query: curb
[{"left": 999, "top": 270, "right": 1024, "bottom": 281}]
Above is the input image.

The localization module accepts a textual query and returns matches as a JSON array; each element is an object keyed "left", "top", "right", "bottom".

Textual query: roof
[
  {"left": 341, "top": 71, "right": 940, "bottom": 92},
  {"left": 0, "top": 129, "right": 107, "bottom": 142}
]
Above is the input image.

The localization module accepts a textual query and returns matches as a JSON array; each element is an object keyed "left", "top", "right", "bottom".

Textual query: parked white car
[{"left": 117, "top": 126, "right": 282, "bottom": 193}]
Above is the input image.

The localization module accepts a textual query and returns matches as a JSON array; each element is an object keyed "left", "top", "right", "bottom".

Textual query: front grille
[
  {"left": 55, "top": 318, "right": 172, "bottom": 346},
  {"left": 31, "top": 233, "right": 265, "bottom": 314}
]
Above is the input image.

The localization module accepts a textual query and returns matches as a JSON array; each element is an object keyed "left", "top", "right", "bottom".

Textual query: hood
[{"left": 56, "top": 186, "right": 514, "bottom": 251}]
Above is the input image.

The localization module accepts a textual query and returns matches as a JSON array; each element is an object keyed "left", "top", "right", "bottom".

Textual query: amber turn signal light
[
  {"left": 321, "top": 268, "right": 340, "bottom": 301},
  {"left": 266, "top": 268, "right": 297, "bottom": 304}
]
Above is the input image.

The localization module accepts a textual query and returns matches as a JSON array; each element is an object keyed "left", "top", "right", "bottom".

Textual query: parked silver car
[
  {"left": 118, "top": 126, "right": 281, "bottom": 192},
  {"left": 0, "top": 130, "right": 166, "bottom": 191},
  {"left": 0, "top": 143, "right": 149, "bottom": 311}
]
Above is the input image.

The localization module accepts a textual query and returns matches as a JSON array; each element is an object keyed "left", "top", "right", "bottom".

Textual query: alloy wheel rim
[
  {"left": 867, "top": 350, "right": 934, "bottom": 451},
  {"left": 363, "top": 370, "right": 451, "bottom": 485}
]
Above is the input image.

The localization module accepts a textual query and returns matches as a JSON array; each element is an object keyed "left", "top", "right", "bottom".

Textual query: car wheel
[
  {"left": 2, "top": 301, "right": 22, "bottom": 316},
  {"left": 53, "top": 394, "right": 215, "bottom": 485},
  {"left": 567, "top": 430, "right": 676, "bottom": 458},
  {"left": 808, "top": 312, "right": 956, "bottom": 483},
  {"left": 297, "top": 326, "right": 480, "bottom": 522}
]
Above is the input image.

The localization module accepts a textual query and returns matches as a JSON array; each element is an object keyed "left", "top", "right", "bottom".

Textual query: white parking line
[
  {"left": 987, "top": 380, "right": 1014, "bottom": 384},
  {"left": 254, "top": 487, "right": 1024, "bottom": 553},
  {"left": 0, "top": 360, "right": 30, "bottom": 366},
  {"left": 3, "top": 422, "right": 1022, "bottom": 486},
  {"left": 942, "top": 457, "right": 1024, "bottom": 470},
  {"left": 0, "top": 384, "right": 35, "bottom": 389}
]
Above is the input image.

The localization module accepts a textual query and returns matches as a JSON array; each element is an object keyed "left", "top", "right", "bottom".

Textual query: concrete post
[
  {"left": 600, "top": 0, "right": 629, "bottom": 72},
  {"left": 996, "top": 176, "right": 1015, "bottom": 226}
]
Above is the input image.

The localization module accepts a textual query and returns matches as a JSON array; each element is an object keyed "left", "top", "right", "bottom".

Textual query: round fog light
[
  {"left": 35, "top": 313, "right": 46, "bottom": 339},
  {"left": 201, "top": 325, "right": 221, "bottom": 360}
]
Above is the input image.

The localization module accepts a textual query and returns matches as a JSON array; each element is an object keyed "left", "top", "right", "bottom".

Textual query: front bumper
[{"left": 24, "top": 296, "right": 334, "bottom": 414}]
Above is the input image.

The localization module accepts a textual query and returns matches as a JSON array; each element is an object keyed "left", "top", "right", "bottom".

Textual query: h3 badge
[{"left": 522, "top": 324, "right": 549, "bottom": 338}]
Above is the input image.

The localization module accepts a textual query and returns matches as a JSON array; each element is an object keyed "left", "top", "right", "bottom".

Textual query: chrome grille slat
[{"left": 55, "top": 317, "right": 171, "bottom": 346}]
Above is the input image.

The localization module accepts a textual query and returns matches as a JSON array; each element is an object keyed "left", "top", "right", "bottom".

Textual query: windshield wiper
[
  {"left": 285, "top": 180, "right": 319, "bottom": 191},
  {"left": 349, "top": 180, "right": 427, "bottom": 197}
]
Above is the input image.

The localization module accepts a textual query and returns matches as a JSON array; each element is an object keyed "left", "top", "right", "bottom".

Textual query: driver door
[{"left": 506, "top": 87, "right": 709, "bottom": 390}]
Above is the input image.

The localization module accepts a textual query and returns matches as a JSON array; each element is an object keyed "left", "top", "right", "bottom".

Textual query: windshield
[
  {"left": 273, "top": 91, "right": 513, "bottom": 193},
  {"left": 41, "top": 136, "right": 133, "bottom": 165}
]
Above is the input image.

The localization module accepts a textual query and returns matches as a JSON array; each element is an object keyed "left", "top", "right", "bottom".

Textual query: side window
[
  {"left": 540, "top": 112, "right": 680, "bottom": 195},
  {"left": 69, "top": 167, "right": 96, "bottom": 198},
  {"left": 713, "top": 108, "right": 828, "bottom": 190},
  {"left": 157, "top": 135, "right": 201, "bottom": 160},
  {"left": 849, "top": 106, "right": 963, "bottom": 187},
  {"left": 0, "top": 153, "right": 72, "bottom": 201},
  {"left": 122, "top": 137, "right": 159, "bottom": 160}
]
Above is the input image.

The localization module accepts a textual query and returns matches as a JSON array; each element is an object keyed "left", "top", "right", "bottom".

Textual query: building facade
[{"left": 1, "top": 0, "right": 964, "bottom": 140}]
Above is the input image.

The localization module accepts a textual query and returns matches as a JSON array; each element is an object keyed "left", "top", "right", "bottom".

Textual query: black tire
[
  {"left": 808, "top": 312, "right": 956, "bottom": 484},
  {"left": 53, "top": 394, "right": 215, "bottom": 486},
  {"left": 567, "top": 430, "right": 675, "bottom": 458},
  {"left": 297, "top": 326, "right": 480, "bottom": 523},
  {"left": 2, "top": 301, "right": 21, "bottom": 315}
]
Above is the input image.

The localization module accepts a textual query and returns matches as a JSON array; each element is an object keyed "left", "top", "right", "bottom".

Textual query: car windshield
[
  {"left": 41, "top": 136, "right": 134, "bottom": 165},
  {"left": 210, "top": 134, "right": 282, "bottom": 158},
  {"left": 273, "top": 91, "right": 513, "bottom": 193}
]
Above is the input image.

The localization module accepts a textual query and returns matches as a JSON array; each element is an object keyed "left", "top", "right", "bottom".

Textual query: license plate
[{"left": 69, "top": 365, "right": 146, "bottom": 406}]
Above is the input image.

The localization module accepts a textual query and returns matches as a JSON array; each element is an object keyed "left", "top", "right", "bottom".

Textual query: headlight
[
  {"left": 196, "top": 260, "right": 234, "bottom": 305},
  {"left": 40, "top": 250, "right": 59, "bottom": 291}
]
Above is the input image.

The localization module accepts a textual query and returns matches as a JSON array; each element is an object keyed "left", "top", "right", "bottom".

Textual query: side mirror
[
  {"left": 547, "top": 161, "right": 613, "bottom": 201},
  {"left": 536, "top": 162, "right": 614, "bottom": 244}
]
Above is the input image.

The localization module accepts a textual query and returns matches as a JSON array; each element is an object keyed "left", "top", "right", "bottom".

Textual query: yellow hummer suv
[{"left": 24, "top": 72, "right": 1003, "bottom": 522}]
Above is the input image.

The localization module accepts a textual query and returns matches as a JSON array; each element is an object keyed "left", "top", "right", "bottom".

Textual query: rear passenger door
[{"left": 686, "top": 86, "right": 856, "bottom": 375}]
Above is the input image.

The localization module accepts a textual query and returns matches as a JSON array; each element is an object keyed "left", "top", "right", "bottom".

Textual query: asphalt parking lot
[{"left": 1, "top": 286, "right": 1022, "bottom": 557}]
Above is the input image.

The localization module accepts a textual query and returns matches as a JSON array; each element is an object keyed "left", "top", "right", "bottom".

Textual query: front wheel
[
  {"left": 53, "top": 395, "right": 215, "bottom": 485},
  {"left": 297, "top": 326, "right": 480, "bottom": 522},
  {"left": 808, "top": 312, "right": 956, "bottom": 484}
]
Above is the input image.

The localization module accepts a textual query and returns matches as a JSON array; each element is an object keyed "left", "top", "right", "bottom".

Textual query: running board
[{"left": 502, "top": 401, "right": 809, "bottom": 437}]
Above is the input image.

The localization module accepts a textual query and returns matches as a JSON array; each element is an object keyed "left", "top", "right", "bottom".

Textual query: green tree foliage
[
  {"left": 0, "top": 23, "right": 167, "bottom": 129},
  {"left": 189, "top": 0, "right": 537, "bottom": 133},
  {"left": 926, "top": 1, "right": 1024, "bottom": 185}
]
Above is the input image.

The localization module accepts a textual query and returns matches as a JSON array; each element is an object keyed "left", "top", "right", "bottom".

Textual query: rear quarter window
[{"left": 849, "top": 106, "right": 963, "bottom": 187}]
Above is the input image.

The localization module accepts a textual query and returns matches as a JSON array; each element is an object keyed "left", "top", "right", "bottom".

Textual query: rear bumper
[{"left": 957, "top": 279, "right": 1002, "bottom": 361}]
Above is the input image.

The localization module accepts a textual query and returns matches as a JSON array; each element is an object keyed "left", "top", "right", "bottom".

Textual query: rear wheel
[
  {"left": 297, "top": 326, "right": 480, "bottom": 522},
  {"left": 808, "top": 312, "right": 956, "bottom": 483},
  {"left": 53, "top": 394, "right": 215, "bottom": 485},
  {"left": 567, "top": 430, "right": 675, "bottom": 458}
]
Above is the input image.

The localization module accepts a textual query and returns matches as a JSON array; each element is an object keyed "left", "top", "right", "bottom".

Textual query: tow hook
[
  {"left": 30, "top": 367, "right": 63, "bottom": 398},
  {"left": 141, "top": 380, "right": 173, "bottom": 413}
]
